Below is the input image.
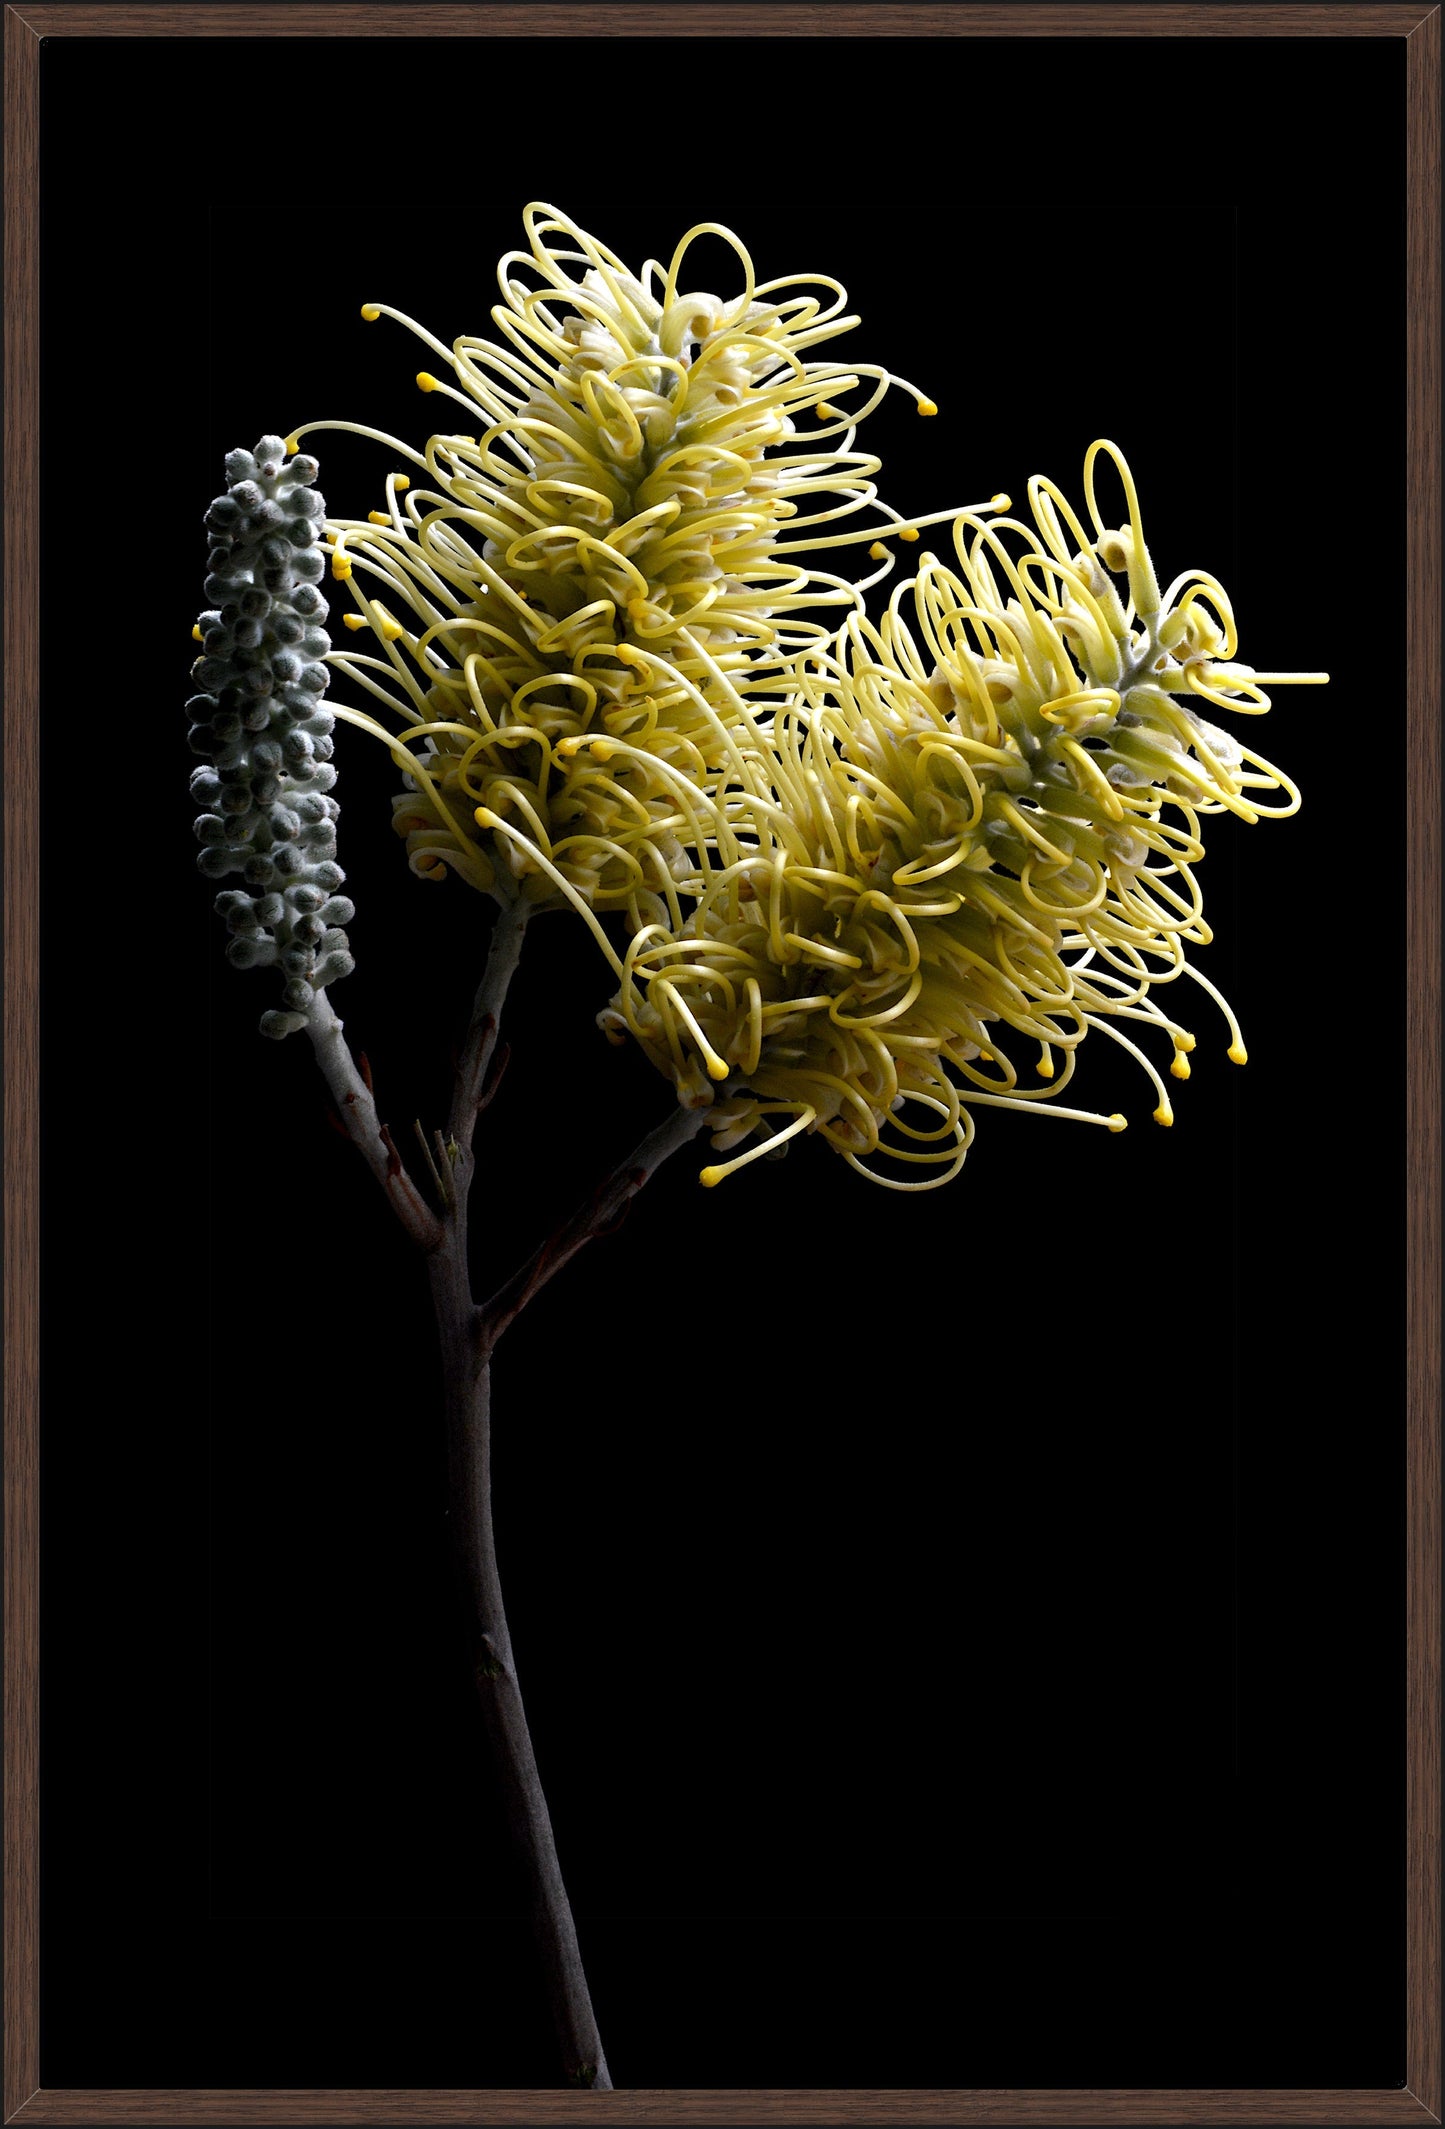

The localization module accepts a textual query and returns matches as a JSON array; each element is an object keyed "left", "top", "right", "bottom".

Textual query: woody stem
[{"left": 428, "top": 1228, "right": 613, "bottom": 2089}]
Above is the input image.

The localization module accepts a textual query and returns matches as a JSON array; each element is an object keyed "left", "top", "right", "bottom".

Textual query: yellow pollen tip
[
  {"left": 917, "top": 398, "right": 938, "bottom": 417},
  {"left": 1108, "top": 1114, "right": 1128, "bottom": 1133},
  {"left": 705, "top": 1059, "right": 730, "bottom": 1083},
  {"left": 698, "top": 1165, "right": 725, "bottom": 1188},
  {"left": 591, "top": 739, "right": 616, "bottom": 761},
  {"left": 417, "top": 371, "right": 439, "bottom": 393},
  {"left": 361, "top": 304, "right": 381, "bottom": 321},
  {"left": 900, "top": 526, "right": 920, "bottom": 543},
  {"left": 191, "top": 624, "right": 203, "bottom": 642},
  {"left": 393, "top": 474, "right": 410, "bottom": 490},
  {"left": 817, "top": 402, "right": 842, "bottom": 420},
  {"left": 368, "top": 510, "right": 390, "bottom": 526},
  {"left": 1228, "top": 1042, "right": 1249, "bottom": 1065},
  {"left": 1170, "top": 1055, "right": 1191, "bottom": 1081},
  {"left": 617, "top": 643, "right": 644, "bottom": 666},
  {"left": 869, "top": 542, "right": 891, "bottom": 562},
  {"left": 474, "top": 807, "right": 499, "bottom": 829},
  {"left": 283, "top": 436, "right": 300, "bottom": 454},
  {"left": 331, "top": 561, "right": 352, "bottom": 581},
  {"left": 1036, "top": 1059, "right": 1054, "bottom": 1080},
  {"left": 379, "top": 617, "right": 403, "bottom": 641},
  {"left": 342, "top": 612, "right": 366, "bottom": 632},
  {"left": 1175, "top": 1033, "right": 1196, "bottom": 1053},
  {"left": 1153, "top": 1105, "right": 1174, "bottom": 1128},
  {"left": 990, "top": 493, "right": 1011, "bottom": 512}
]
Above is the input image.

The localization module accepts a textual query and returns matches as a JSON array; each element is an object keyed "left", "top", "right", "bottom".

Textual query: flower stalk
[
  {"left": 290, "top": 895, "right": 709, "bottom": 2087},
  {"left": 306, "top": 989, "right": 442, "bottom": 1250},
  {"left": 479, "top": 1100, "right": 710, "bottom": 1349},
  {"left": 427, "top": 1221, "right": 613, "bottom": 2088}
]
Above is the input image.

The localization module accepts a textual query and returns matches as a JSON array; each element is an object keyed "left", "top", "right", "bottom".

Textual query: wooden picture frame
[{"left": 6, "top": 5, "right": 1440, "bottom": 2123}]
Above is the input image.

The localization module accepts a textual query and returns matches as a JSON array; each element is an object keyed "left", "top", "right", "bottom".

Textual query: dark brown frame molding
[{"left": 5, "top": 5, "right": 1440, "bottom": 2123}]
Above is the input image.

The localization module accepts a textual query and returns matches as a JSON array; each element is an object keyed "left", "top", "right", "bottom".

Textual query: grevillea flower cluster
[
  {"left": 197, "top": 207, "right": 1320, "bottom": 1182},
  {"left": 595, "top": 444, "right": 1322, "bottom": 1186},
  {"left": 284, "top": 203, "right": 955, "bottom": 916},
  {"left": 190, "top": 438, "right": 356, "bottom": 1037}
]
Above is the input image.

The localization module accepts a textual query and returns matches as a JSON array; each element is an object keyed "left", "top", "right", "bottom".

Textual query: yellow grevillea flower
[
  {"left": 593, "top": 443, "right": 1324, "bottom": 1188},
  {"left": 286, "top": 203, "right": 950, "bottom": 908}
]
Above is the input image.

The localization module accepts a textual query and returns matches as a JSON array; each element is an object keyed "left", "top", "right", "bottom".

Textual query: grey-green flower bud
[
  {"left": 227, "top": 935, "right": 277, "bottom": 970},
  {"left": 217, "top": 894, "right": 261, "bottom": 935},
  {"left": 259, "top": 1008, "right": 308, "bottom": 1040}
]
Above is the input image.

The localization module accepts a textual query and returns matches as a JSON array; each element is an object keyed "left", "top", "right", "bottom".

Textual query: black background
[{"left": 38, "top": 26, "right": 1405, "bottom": 2094}]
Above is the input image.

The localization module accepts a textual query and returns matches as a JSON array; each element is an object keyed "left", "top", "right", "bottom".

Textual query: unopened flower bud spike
[{"left": 190, "top": 440, "right": 355, "bottom": 1038}]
